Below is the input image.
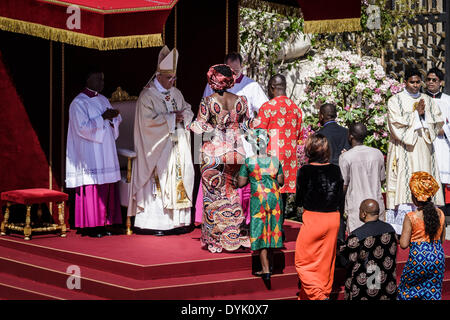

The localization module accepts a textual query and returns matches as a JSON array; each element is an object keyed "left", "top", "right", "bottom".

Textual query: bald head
[
  {"left": 359, "top": 199, "right": 380, "bottom": 223},
  {"left": 268, "top": 74, "right": 286, "bottom": 99}
]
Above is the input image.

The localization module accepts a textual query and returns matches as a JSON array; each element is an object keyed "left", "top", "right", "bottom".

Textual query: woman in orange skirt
[{"left": 294, "top": 133, "right": 344, "bottom": 300}]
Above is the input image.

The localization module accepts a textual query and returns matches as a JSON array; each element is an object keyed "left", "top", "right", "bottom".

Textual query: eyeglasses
[
  {"left": 426, "top": 77, "right": 439, "bottom": 83},
  {"left": 168, "top": 76, "right": 177, "bottom": 82}
]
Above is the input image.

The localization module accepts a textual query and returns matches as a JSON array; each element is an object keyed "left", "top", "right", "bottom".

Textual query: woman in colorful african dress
[
  {"left": 398, "top": 171, "right": 447, "bottom": 300},
  {"left": 238, "top": 129, "right": 284, "bottom": 280},
  {"left": 189, "top": 64, "right": 251, "bottom": 253},
  {"left": 294, "top": 133, "right": 344, "bottom": 300}
]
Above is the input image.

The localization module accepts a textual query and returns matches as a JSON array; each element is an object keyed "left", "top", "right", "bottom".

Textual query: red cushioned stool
[{"left": 1, "top": 188, "right": 68, "bottom": 240}]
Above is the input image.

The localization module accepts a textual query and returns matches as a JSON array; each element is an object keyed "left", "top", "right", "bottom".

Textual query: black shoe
[
  {"left": 154, "top": 230, "right": 165, "bottom": 236},
  {"left": 262, "top": 273, "right": 271, "bottom": 280},
  {"left": 88, "top": 232, "right": 104, "bottom": 238}
]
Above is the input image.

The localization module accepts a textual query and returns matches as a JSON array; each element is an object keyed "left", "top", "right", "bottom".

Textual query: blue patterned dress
[{"left": 397, "top": 209, "right": 446, "bottom": 300}]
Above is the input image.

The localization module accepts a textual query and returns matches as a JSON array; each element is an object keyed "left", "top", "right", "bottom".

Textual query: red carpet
[{"left": 0, "top": 220, "right": 449, "bottom": 300}]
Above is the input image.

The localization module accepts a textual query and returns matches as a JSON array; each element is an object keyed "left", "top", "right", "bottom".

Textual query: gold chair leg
[
  {"left": 126, "top": 216, "right": 133, "bottom": 235},
  {"left": 24, "top": 205, "right": 32, "bottom": 240},
  {"left": 1, "top": 202, "right": 11, "bottom": 236},
  {"left": 58, "top": 202, "right": 67, "bottom": 238}
]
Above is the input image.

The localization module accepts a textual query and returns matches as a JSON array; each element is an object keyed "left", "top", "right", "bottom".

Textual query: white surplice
[
  {"left": 203, "top": 75, "right": 268, "bottom": 117},
  {"left": 432, "top": 93, "right": 450, "bottom": 184},
  {"left": 385, "top": 90, "right": 444, "bottom": 234},
  {"left": 66, "top": 93, "right": 122, "bottom": 188},
  {"left": 127, "top": 79, "right": 195, "bottom": 231}
]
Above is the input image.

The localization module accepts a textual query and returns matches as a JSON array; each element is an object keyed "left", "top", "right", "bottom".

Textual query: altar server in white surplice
[
  {"left": 66, "top": 70, "right": 122, "bottom": 238},
  {"left": 385, "top": 68, "right": 444, "bottom": 234},
  {"left": 425, "top": 67, "right": 450, "bottom": 216},
  {"left": 127, "top": 46, "right": 194, "bottom": 235}
]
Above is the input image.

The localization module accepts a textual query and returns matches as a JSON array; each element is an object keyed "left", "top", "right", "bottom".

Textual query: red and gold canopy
[
  {"left": 296, "top": 0, "right": 361, "bottom": 33},
  {"left": 0, "top": 0, "right": 178, "bottom": 50}
]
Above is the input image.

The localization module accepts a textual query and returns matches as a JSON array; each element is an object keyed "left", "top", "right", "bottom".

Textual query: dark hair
[
  {"left": 415, "top": 195, "right": 441, "bottom": 241},
  {"left": 319, "top": 103, "right": 337, "bottom": 120},
  {"left": 305, "top": 133, "right": 330, "bottom": 164},
  {"left": 405, "top": 68, "right": 422, "bottom": 81},
  {"left": 84, "top": 68, "right": 103, "bottom": 83},
  {"left": 214, "top": 64, "right": 233, "bottom": 77},
  {"left": 349, "top": 122, "right": 367, "bottom": 143},
  {"left": 224, "top": 52, "right": 243, "bottom": 65},
  {"left": 427, "top": 67, "right": 444, "bottom": 81}
]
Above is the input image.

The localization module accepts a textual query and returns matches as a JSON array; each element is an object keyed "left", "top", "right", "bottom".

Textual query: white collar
[{"left": 154, "top": 78, "right": 170, "bottom": 93}]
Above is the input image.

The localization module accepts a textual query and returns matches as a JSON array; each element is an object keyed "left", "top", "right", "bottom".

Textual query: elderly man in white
[{"left": 127, "top": 46, "right": 194, "bottom": 236}]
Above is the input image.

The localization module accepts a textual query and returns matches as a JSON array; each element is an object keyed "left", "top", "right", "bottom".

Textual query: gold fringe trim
[
  {"left": 0, "top": 16, "right": 163, "bottom": 50},
  {"left": 303, "top": 17, "right": 361, "bottom": 34},
  {"left": 240, "top": 0, "right": 302, "bottom": 17},
  {"left": 40, "top": 0, "right": 178, "bottom": 14}
]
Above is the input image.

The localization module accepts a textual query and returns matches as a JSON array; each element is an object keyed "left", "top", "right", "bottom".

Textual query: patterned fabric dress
[
  {"left": 340, "top": 220, "right": 398, "bottom": 300},
  {"left": 398, "top": 209, "right": 446, "bottom": 300},
  {"left": 252, "top": 96, "right": 302, "bottom": 193},
  {"left": 239, "top": 156, "right": 284, "bottom": 251},
  {"left": 189, "top": 95, "right": 251, "bottom": 253}
]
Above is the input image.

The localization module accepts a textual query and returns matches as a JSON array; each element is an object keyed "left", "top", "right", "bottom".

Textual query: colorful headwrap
[
  {"left": 207, "top": 64, "right": 235, "bottom": 92},
  {"left": 246, "top": 128, "right": 269, "bottom": 152},
  {"left": 409, "top": 171, "right": 440, "bottom": 202}
]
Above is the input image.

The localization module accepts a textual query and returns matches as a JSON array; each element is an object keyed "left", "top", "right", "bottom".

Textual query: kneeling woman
[
  {"left": 238, "top": 129, "right": 285, "bottom": 279},
  {"left": 294, "top": 133, "right": 344, "bottom": 300},
  {"left": 398, "top": 171, "right": 446, "bottom": 300}
]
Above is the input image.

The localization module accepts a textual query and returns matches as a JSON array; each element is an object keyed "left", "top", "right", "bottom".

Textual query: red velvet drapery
[{"left": 0, "top": 51, "right": 67, "bottom": 224}]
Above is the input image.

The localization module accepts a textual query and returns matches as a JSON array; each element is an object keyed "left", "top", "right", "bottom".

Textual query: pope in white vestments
[
  {"left": 385, "top": 70, "right": 444, "bottom": 234},
  {"left": 127, "top": 46, "right": 194, "bottom": 234}
]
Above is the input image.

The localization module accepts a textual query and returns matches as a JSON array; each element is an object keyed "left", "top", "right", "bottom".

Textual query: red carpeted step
[
  {"left": 0, "top": 228, "right": 298, "bottom": 280},
  {"left": 0, "top": 245, "right": 299, "bottom": 299},
  {"left": 199, "top": 287, "right": 300, "bottom": 300},
  {"left": 0, "top": 272, "right": 105, "bottom": 300}
]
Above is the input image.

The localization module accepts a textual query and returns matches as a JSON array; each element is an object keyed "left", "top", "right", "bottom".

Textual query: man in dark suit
[
  {"left": 317, "top": 103, "right": 351, "bottom": 166},
  {"left": 317, "top": 103, "right": 350, "bottom": 253}
]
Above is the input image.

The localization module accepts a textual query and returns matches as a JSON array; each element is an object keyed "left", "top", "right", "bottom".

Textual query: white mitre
[{"left": 157, "top": 45, "right": 179, "bottom": 74}]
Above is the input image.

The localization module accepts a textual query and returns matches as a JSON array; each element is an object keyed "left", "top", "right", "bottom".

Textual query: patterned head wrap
[
  {"left": 246, "top": 128, "right": 269, "bottom": 152},
  {"left": 207, "top": 64, "right": 235, "bottom": 92},
  {"left": 409, "top": 171, "right": 440, "bottom": 202}
]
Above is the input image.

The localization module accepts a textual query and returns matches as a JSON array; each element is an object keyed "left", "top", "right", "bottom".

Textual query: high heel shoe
[{"left": 261, "top": 273, "right": 271, "bottom": 280}]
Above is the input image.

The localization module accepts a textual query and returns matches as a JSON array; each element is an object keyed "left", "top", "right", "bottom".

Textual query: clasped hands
[
  {"left": 102, "top": 108, "right": 120, "bottom": 120},
  {"left": 414, "top": 99, "right": 425, "bottom": 116}
]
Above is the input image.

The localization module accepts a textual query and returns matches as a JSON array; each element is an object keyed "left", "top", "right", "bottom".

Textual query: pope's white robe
[
  {"left": 432, "top": 93, "right": 450, "bottom": 185},
  {"left": 127, "top": 80, "right": 194, "bottom": 231},
  {"left": 203, "top": 75, "right": 268, "bottom": 117},
  {"left": 385, "top": 90, "right": 444, "bottom": 233},
  {"left": 66, "top": 93, "right": 122, "bottom": 188}
]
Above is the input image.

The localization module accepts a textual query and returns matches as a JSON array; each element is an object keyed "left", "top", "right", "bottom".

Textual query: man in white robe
[
  {"left": 127, "top": 46, "right": 194, "bottom": 235},
  {"left": 385, "top": 68, "right": 444, "bottom": 234},
  {"left": 196, "top": 52, "right": 269, "bottom": 225},
  {"left": 66, "top": 70, "right": 122, "bottom": 238},
  {"left": 425, "top": 67, "right": 450, "bottom": 216}
]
